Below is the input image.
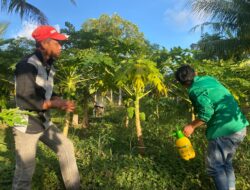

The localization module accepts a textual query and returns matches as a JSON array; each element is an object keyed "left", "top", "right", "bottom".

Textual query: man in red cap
[{"left": 13, "top": 25, "right": 80, "bottom": 190}]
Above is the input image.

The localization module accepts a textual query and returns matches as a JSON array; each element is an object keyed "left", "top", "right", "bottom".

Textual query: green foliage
[
  {"left": 56, "top": 48, "right": 115, "bottom": 100},
  {"left": 192, "top": 33, "right": 234, "bottom": 60},
  {"left": 0, "top": 22, "right": 8, "bottom": 41},
  {"left": 82, "top": 14, "right": 148, "bottom": 58},
  {"left": 127, "top": 107, "right": 135, "bottom": 119},
  {"left": 0, "top": 13, "right": 249, "bottom": 190},
  {"left": 0, "top": 37, "right": 34, "bottom": 108},
  {"left": 116, "top": 57, "right": 167, "bottom": 98},
  {"left": 0, "top": 108, "right": 35, "bottom": 126},
  {"left": 1, "top": 106, "right": 250, "bottom": 189},
  {"left": 139, "top": 112, "right": 146, "bottom": 121},
  {"left": 190, "top": 0, "right": 250, "bottom": 59},
  {"left": 141, "top": 96, "right": 191, "bottom": 124}
]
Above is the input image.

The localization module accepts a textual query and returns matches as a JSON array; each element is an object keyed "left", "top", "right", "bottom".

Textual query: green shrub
[{"left": 0, "top": 105, "right": 249, "bottom": 190}]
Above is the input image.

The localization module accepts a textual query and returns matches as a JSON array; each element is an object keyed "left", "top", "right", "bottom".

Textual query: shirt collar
[
  {"left": 188, "top": 76, "right": 199, "bottom": 90},
  {"left": 34, "top": 49, "right": 54, "bottom": 67}
]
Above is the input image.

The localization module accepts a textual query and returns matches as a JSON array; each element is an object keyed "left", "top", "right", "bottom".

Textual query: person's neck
[
  {"left": 41, "top": 52, "right": 50, "bottom": 62},
  {"left": 36, "top": 48, "right": 50, "bottom": 62}
]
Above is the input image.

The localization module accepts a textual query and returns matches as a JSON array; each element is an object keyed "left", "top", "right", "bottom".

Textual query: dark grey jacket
[{"left": 14, "top": 50, "right": 56, "bottom": 133}]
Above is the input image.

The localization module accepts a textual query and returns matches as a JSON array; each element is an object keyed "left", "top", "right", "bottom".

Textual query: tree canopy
[{"left": 190, "top": 0, "right": 250, "bottom": 59}]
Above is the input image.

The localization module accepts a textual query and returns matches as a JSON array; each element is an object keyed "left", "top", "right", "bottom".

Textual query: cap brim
[{"left": 50, "top": 33, "right": 68, "bottom": 41}]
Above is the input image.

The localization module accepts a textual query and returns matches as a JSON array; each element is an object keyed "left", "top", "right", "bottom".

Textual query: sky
[{"left": 0, "top": 0, "right": 207, "bottom": 50}]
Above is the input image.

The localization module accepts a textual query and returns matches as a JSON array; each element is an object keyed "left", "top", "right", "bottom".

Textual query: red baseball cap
[{"left": 32, "top": 25, "right": 67, "bottom": 42}]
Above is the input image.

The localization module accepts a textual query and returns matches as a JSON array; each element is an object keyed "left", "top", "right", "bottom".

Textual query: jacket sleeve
[
  {"left": 189, "top": 90, "right": 214, "bottom": 122},
  {"left": 15, "top": 62, "right": 45, "bottom": 111}
]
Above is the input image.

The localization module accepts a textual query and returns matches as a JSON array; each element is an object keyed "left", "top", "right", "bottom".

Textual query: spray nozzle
[{"left": 170, "top": 130, "right": 185, "bottom": 139}]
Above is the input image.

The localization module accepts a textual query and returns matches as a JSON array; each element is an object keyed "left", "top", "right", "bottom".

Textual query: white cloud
[
  {"left": 53, "top": 24, "right": 61, "bottom": 33},
  {"left": 14, "top": 21, "right": 39, "bottom": 39},
  {"left": 14, "top": 22, "right": 62, "bottom": 40},
  {"left": 163, "top": 1, "right": 207, "bottom": 32}
]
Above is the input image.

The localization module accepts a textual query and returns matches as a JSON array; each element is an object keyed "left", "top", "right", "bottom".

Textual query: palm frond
[
  {"left": 0, "top": 0, "right": 9, "bottom": 11},
  {"left": 8, "top": 1, "right": 48, "bottom": 24},
  {"left": 1, "top": 0, "right": 76, "bottom": 24},
  {"left": 190, "top": 0, "right": 250, "bottom": 58},
  {"left": 198, "top": 38, "right": 250, "bottom": 56},
  {"left": 0, "top": 22, "right": 9, "bottom": 36},
  {"left": 190, "top": 0, "right": 236, "bottom": 21},
  {"left": 70, "top": 0, "right": 77, "bottom": 6},
  {"left": 190, "top": 22, "right": 238, "bottom": 35}
]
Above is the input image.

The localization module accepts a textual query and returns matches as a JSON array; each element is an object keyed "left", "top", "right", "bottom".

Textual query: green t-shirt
[{"left": 188, "top": 76, "right": 249, "bottom": 140}]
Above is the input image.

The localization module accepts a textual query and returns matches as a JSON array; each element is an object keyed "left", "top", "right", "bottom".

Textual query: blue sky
[{"left": 1, "top": 0, "right": 206, "bottom": 50}]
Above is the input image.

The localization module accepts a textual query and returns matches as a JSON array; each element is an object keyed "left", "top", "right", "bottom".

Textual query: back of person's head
[{"left": 175, "top": 65, "right": 195, "bottom": 86}]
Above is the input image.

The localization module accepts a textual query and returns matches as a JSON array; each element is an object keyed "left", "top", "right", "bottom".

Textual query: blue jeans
[{"left": 206, "top": 127, "right": 246, "bottom": 190}]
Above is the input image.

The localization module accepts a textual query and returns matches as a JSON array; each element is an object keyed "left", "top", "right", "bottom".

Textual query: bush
[{"left": 0, "top": 105, "right": 249, "bottom": 190}]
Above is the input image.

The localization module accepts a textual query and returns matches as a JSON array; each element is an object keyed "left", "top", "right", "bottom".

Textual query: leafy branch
[{"left": 0, "top": 108, "right": 36, "bottom": 126}]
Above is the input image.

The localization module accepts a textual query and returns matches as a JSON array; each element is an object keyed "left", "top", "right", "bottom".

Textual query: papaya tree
[
  {"left": 56, "top": 48, "right": 115, "bottom": 130},
  {"left": 54, "top": 55, "right": 83, "bottom": 136},
  {"left": 116, "top": 57, "right": 167, "bottom": 155},
  {"left": 62, "top": 14, "right": 149, "bottom": 105}
]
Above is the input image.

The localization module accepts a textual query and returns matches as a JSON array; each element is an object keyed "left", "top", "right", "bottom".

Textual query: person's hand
[
  {"left": 51, "top": 96, "right": 62, "bottom": 101},
  {"left": 183, "top": 124, "right": 195, "bottom": 137},
  {"left": 62, "top": 100, "right": 75, "bottom": 112},
  {"left": 51, "top": 99, "right": 75, "bottom": 112}
]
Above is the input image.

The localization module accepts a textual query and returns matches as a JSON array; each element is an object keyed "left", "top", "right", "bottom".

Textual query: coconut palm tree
[
  {"left": 190, "top": 0, "right": 250, "bottom": 58},
  {"left": 0, "top": 0, "right": 76, "bottom": 24}
]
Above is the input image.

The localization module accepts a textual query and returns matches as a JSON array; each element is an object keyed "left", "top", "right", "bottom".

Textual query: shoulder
[
  {"left": 15, "top": 54, "right": 38, "bottom": 75},
  {"left": 192, "top": 75, "right": 221, "bottom": 87},
  {"left": 188, "top": 76, "right": 209, "bottom": 96},
  {"left": 204, "top": 76, "right": 218, "bottom": 81},
  {"left": 197, "top": 75, "right": 217, "bottom": 81}
]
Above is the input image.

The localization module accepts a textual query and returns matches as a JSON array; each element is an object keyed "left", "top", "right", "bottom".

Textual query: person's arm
[
  {"left": 183, "top": 118, "right": 205, "bottom": 137},
  {"left": 183, "top": 90, "right": 214, "bottom": 137},
  {"left": 15, "top": 62, "right": 75, "bottom": 112},
  {"left": 42, "top": 98, "right": 75, "bottom": 112}
]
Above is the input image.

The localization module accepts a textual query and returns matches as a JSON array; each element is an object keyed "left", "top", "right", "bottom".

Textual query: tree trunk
[
  {"left": 191, "top": 106, "right": 195, "bottom": 121},
  {"left": 82, "top": 98, "right": 89, "bottom": 128},
  {"left": 94, "top": 94, "right": 97, "bottom": 102},
  {"left": 72, "top": 114, "right": 78, "bottom": 127},
  {"left": 125, "top": 114, "right": 129, "bottom": 128},
  {"left": 118, "top": 88, "right": 122, "bottom": 106},
  {"left": 156, "top": 103, "right": 159, "bottom": 119},
  {"left": 134, "top": 96, "right": 145, "bottom": 155},
  {"left": 110, "top": 90, "right": 113, "bottom": 104},
  {"left": 63, "top": 112, "right": 71, "bottom": 137}
]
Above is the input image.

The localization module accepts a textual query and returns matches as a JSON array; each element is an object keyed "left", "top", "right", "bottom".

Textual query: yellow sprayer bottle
[{"left": 174, "top": 130, "right": 195, "bottom": 160}]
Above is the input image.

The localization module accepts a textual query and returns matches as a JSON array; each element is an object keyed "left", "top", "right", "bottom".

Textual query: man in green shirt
[{"left": 175, "top": 65, "right": 248, "bottom": 190}]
